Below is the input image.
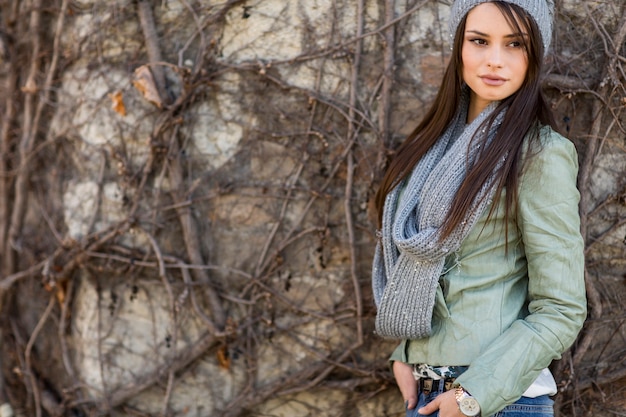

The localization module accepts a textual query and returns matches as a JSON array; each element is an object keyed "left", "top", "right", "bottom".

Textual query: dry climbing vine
[{"left": 0, "top": 1, "right": 624, "bottom": 416}]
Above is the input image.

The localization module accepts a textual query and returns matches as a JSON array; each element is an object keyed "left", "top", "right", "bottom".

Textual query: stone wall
[
  {"left": 1, "top": 1, "right": 625, "bottom": 416},
  {"left": 47, "top": 1, "right": 444, "bottom": 415}
]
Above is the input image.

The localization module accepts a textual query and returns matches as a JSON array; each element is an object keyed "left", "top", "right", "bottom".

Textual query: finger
[
  {"left": 393, "top": 362, "right": 418, "bottom": 409},
  {"left": 418, "top": 400, "right": 438, "bottom": 415}
]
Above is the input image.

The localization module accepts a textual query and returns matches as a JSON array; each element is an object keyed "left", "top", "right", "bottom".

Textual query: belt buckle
[
  {"left": 421, "top": 377, "right": 434, "bottom": 395},
  {"left": 444, "top": 377, "right": 456, "bottom": 392}
]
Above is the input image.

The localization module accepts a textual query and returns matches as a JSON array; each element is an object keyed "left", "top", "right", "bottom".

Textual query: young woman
[{"left": 371, "top": 1, "right": 587, "bottom": 416}]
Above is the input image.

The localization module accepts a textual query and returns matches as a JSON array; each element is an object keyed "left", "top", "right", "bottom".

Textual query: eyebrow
[{"left": 466, "top": 29, "right": 528, "bottom": 38}]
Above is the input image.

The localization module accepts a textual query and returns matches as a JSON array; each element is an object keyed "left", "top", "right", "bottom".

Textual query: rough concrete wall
[
  {"left": 1, "top": 0, "right": 625, "bottom": 416},
  {"left": 47, "top": 1, "right": 447, "bottom": 415}
]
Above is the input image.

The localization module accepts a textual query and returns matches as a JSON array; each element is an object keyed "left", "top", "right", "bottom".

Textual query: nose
[{"left": 487, "top": 46, "right": 504, "bottom": 68}]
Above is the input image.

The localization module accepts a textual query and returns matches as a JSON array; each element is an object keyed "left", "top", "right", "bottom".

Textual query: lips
[{"left": 480, "top": 75, "right": 507, "bottom": 86}]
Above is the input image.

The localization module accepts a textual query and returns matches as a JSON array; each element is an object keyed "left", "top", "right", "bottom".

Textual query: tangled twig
[{"left": 0, "top": 1, "right": 624, "bottom": 416}]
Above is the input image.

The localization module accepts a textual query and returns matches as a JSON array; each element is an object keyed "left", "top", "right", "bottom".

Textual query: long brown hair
[{"left": 375, "top": 1, "right": 555, "bottom": 238}]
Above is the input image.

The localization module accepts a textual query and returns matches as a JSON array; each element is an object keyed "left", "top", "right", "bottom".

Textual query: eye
[
  {"left": 469, "top": 38, "right": 487, "bottom": 46},
  {"left": 508, "top": 40, "right": 523, "bottom": 48}
]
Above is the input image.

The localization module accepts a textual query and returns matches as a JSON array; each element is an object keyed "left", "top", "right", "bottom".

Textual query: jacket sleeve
[{"left": 453, "top": 131, "right": 587, "bottom": 416}]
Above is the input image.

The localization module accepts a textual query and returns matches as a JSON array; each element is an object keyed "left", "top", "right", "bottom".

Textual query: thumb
[
  {"left": 393, "top": 361, "right": 418, "bottom": 409},
  {"left": 405, "top": 394, "right": 418, "bottom": 410}
]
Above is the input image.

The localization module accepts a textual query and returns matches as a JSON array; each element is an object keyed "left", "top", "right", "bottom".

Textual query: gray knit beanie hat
[{"left": 449, "top": 0, "right": 555, "bottom": 55}]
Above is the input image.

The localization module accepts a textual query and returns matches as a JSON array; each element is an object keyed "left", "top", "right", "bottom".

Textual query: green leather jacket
[{"left": 389, "top": 126, "right": 587, "bottom": 416}]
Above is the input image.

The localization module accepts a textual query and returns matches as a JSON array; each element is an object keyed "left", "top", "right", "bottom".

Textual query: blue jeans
[{"left": 406, "top": 390, "right": 554, "bottom": 417}]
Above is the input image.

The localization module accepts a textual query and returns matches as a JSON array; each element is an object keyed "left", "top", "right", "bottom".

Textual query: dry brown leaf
[
  {"left": 56, "top": 286, "right": 65, "bottom": 305},
  {"left": 108, "top": 91, "right": 126, "bottom": 116},
  {"left": 132, "top": 65, "right": 163, "bottom": 108},
  {"left": 55, "top": 279, "right": 69, "bottom": 306},
  {"left": 21, "top": 77, "right": 38, "bottom": 93},
  {"left": 216, "top": 344, "right": 231, "bottom": 370}
]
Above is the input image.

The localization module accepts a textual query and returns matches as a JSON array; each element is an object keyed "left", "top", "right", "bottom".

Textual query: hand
[
  {"left": 417, "top": 389, "right": 465, "bottom": 417},
  {"left": 392, "top": 361, "right": 418, "bottom": 409}
]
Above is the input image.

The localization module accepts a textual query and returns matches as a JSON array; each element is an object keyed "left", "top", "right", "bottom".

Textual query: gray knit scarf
[{"left": 372, "top": 90, "right": 506, "bottom": 339}]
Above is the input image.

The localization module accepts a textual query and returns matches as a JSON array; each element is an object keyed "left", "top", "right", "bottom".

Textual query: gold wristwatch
[{"left": 455, "top": 386, "right": 481, "bottom": 417}]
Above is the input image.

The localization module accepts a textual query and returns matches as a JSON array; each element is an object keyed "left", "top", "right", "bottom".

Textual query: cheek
[
  {"left": 514, "top": 60, "right": 529, "bottom": 82},
  {"left": 461, "top": 47, "right": 482, "bottom": 70},
  {"left": 461, "top": 50, "right": 475, "bottom": 79},
  {"left": 461, "top": 48, "right": 471, "bottom": 68}
]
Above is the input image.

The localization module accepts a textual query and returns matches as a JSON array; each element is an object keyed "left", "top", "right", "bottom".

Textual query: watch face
[{"left": 459, "top": 397, "right": 481, "bottom": 417}]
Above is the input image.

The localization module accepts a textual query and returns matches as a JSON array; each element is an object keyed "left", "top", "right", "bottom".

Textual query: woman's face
[{"left": 461, "top": 2, "right": 529, "bottom": 121}]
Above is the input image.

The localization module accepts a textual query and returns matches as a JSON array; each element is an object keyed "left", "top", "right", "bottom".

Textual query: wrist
[{"left": 455, "top": 386, "right": 481, "bottom": 417}]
